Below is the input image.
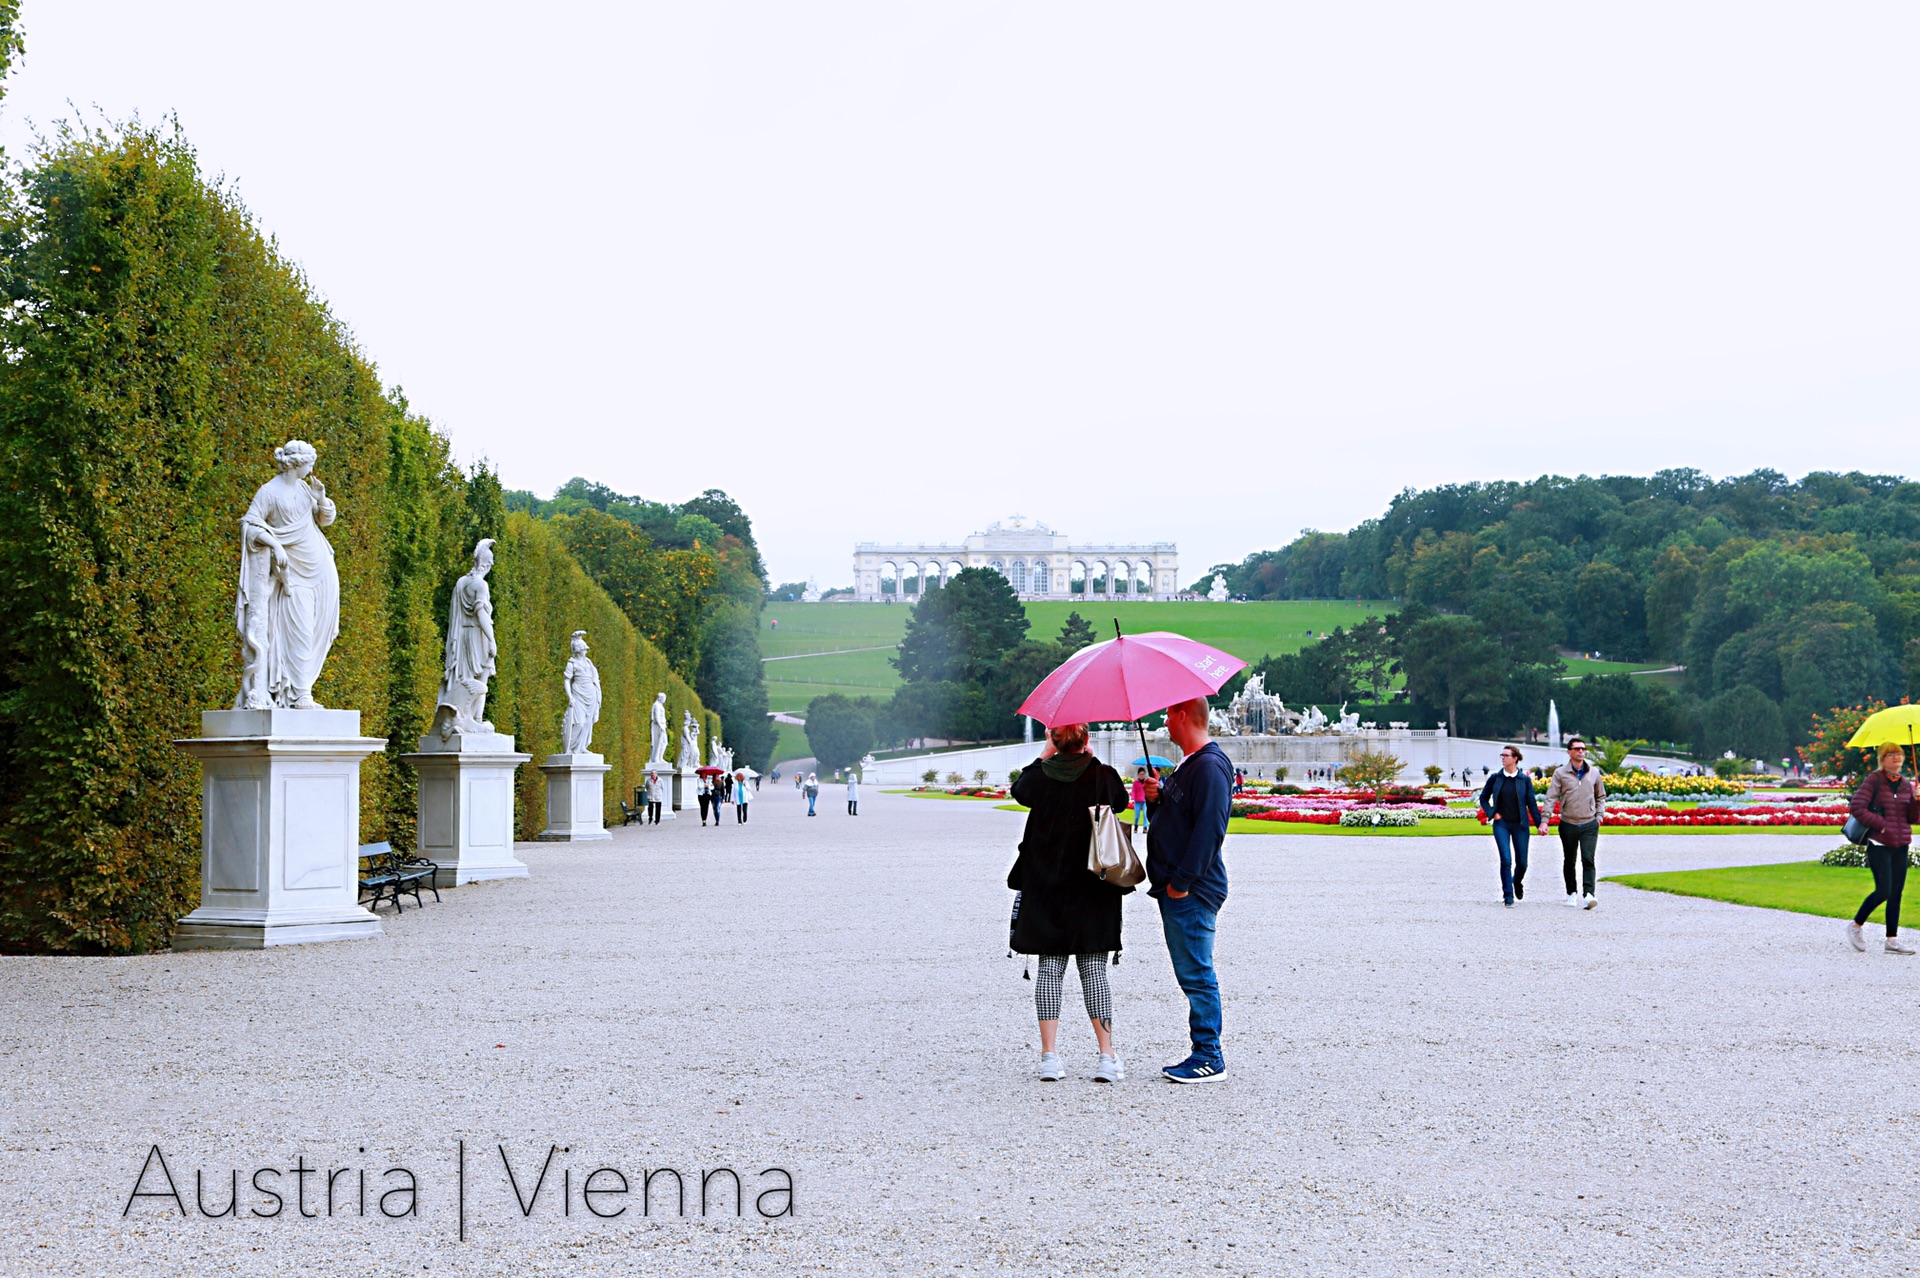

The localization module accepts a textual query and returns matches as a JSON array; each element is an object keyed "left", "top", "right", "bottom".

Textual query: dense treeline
[
  {"left": 0, "top": 126, "right": 709, "bottom": 953},
  {"left": 1213, "top": 470, "right": 1920, "bottom": 754},
  {"left": 505, "top": 478, "right": 775, "bottom": 770}
]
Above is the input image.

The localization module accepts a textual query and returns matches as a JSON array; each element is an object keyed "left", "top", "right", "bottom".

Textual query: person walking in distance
[
  {"left": 1546, "top": 737, "right": 1606, "bottom": 909},
  {"left": 697, "top": 774, "right": 713, "bottom": 825},
  {"left": 805, "top": 772, "right": 820, "bottom": 816},
  {"left": 1847, "top": 744, "right": 1919, "bottom": 954},
  {"left": 735, "top": 769, "right": 752, "bottom": 823},
  {"left": 846, "top": 771, "right": 860, "bottom": 816},
  {"left": 1008, "top": 722, "right": 1132, "bottom": 1083},
  {"left": 1130, "top": 768, "right": 1151, "bottom": 833},
  {"left": 1479, "top": 746, "right": 1545, "bottom": 907},
  {"left": 646, "top": 770, "right": 664, "bottom": 824},
  {"left": 1141, "top": 697, "right": 1234, "bottom": 1083}
]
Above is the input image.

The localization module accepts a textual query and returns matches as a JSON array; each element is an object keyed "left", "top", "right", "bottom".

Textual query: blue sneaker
[{"left": 1162, "top": 1057, "right": 1227, "bottom": 1084}]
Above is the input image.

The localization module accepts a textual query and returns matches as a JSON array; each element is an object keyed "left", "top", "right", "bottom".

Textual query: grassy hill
[{"left": 760, "top": 599, "right": 1395, "bottom": 715}]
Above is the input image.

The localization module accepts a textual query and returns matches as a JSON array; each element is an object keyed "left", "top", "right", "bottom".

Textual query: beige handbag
[{"left": 1087, "top": 803, "right": 1147, "bottom": 887}]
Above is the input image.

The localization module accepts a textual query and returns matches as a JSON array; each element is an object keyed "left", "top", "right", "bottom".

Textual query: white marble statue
[
  {"left": 1336, "top": 701, "right": 1361, "bottom": 734},
  {"left": 648, "top": 692, "right": 669, "bottom": 764},
  {"left": 233, "top": 440, "right": 340, "bottom": 710},
  {"left": 561, "top": 630, "right": 602, "bottom": 754},
  {"left": 800, "top": 576, "right": 822, "bottom": 603},
  {"left": 433, "top": 539, "right": 499, "bottom": 739},
  {"left": 1207, "top": 573, "right": 1230, "bottom": 603},
  {"left": 1300, "top": 704, "right": 1329, "bottom": 733},
  {"left": 679, "top": 709, "right": 701, "bottom": 768}
]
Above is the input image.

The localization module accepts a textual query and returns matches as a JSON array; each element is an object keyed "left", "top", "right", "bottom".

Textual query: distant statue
[
  {"left": 648, "top": 692, "right": 670, "bottom": 765},
  {"left": 1207, "top": 574, "right": 1230, "bottom": 603},
  {"left": 560, "top": 630, "right": 601, "bottom": 754},
  {"left": 233, "top": 440, "right": 340, "bottom": 710},
  {"left": 433, "top": 539, "right": 498, "bottom": 739},
  {"left": 679, "top": 709, "right": 700, "bottom": 768},
  {"left": 800, "top": 576, "right": 822, "bottom": 603}
]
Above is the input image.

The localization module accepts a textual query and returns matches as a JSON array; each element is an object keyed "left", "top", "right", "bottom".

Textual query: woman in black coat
[{"left": 1008, "top": 722, "right": 1132, "bottom": 1083}]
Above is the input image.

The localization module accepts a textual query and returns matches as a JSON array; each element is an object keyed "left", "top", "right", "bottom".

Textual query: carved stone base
[
  {"left": 172, "top": 709, "right": 387, "bottom": 951},
  {"left": 535, "top": 752, "right": 612, "bottom": 842},
  {"left": 402, "top": 732, "right": 533, "bottom": 886}
]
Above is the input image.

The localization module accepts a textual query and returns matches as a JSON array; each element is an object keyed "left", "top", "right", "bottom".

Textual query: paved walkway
[{"left": 2, "top": 788, "right": 1915, "bottom": 1275}]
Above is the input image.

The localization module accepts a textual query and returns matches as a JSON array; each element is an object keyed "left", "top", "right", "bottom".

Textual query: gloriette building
[{"left": 853, "top": 515, "right": 1178, "bottom": 601}]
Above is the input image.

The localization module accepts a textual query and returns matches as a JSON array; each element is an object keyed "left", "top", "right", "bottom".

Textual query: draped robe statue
[
  {"left": 434, "top": 539, "right": 498, "bottom": 739},
  {"left": 234, "top": 440, "right": 340, "bottom": 710},
  {"left": 648, "top": 693, "right": 670, "bottom": 765},
  {"left": 679, "top": 710, "right": 700, "bottom": 768},
  {"left": 561, "top": 631, "right": 602, "bottom": 755}
]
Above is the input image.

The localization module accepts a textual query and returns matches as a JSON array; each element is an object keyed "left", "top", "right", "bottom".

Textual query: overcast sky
[{"left": 6, "top": 2, "right": 1916, "bottom": 585}]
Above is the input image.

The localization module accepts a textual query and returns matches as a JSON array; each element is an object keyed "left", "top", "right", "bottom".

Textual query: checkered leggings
[{"left": 1033, "top": 953, "right": 1113, "bottom": 1022}]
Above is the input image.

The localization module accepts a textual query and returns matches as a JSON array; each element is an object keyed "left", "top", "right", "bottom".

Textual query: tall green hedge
[
  {"left": 0, "top": 126, "right": 710, "bottom": 953},
  {"left": 492, "top": 513, "right": 707, "bottom": 837}
]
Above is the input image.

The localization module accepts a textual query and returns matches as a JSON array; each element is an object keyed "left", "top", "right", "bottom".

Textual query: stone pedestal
[
  {"left": 172, "top": 709, "right": 388, "bottom": 951},
  {"left": 536, "top": 752, "right": 611, "bottom": 842},
  {"left": 670, "top": 767, "right": 695, "bottom": 812},
  {"left": 401, "top": 732, "right": 533, "bottom": 886}
]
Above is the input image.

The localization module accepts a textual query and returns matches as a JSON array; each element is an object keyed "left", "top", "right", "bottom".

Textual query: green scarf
[{"left": 1040, "top": 751, "right": 1095, "bottom": 783}]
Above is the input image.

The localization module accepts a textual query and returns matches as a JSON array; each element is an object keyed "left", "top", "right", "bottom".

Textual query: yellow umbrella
[{"left": 1844, "top": 704, "right": 1920, "bottom": 749}]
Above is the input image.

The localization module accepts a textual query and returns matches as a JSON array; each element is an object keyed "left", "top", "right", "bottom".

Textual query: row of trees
[
  {"left": 506, "top": 480, "right": 775, "bottom": 770},
  {"left": 0, "top": 124, "right": 715, "bottom": 953},
  {"left": 1209, "top": 471, "right": 1920, "bottom": 751}
]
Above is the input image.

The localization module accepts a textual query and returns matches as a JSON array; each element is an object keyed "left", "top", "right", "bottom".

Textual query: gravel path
[{"left": 2, "top": 786, "right": 1915, "bottom": 1276}]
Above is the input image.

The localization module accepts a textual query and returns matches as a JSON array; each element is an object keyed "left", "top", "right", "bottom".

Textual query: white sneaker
[
  {"left": 1037, "top": 1052, "right": 1065, "bottom": 1081},
  {"left": 1564, "top": 894, "right": 1580, "bottom": 908},
  {"left": 1848, "top": 921, "right": 1867, "bottom": 952},
  {"left": 1887, "top": 935, "right": 1916, "bottom": 956},
  {"left": 1582, "top": 894, "right": 1597, "bottom": 910},
  {"left": 1093, "top": 1053, "right": 1125, "bottom": 1083}
]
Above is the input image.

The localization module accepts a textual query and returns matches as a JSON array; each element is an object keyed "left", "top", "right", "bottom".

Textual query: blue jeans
[
  {"left": 1132, "top": 801, "right": 1149, "bottom": 829},
  {"left": 806, "top": 791, "right": 817, "bottom": 815},
  {"left": 1491, "top": 819, "right": 1530, "bottom": 903},
  {"left": 1158, "top": 894, "right": 1222, "bottom": 1065}
]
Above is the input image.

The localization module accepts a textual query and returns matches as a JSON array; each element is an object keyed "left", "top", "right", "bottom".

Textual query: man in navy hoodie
[{"left": 1141, "top": 696, "right": 1234, "bottom": 1083}]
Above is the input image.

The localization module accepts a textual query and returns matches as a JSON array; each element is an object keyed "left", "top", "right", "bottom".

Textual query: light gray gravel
[{"left": 2, "top": 788, "right": 1916, "bottom": 1276}]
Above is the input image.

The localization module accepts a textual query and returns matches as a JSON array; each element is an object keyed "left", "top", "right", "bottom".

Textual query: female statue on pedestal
[
  {"left": 234, "top": 440, "right": 340, "bottom": 710},
  {"left": 434, "top": 539, "right": 499, "bottom": 739},
  {"left": 561, "top": 630, "right": 602, "bottom": 755},
  {"left": 648, "top": 692, "right": 669, "bottom": 765}
]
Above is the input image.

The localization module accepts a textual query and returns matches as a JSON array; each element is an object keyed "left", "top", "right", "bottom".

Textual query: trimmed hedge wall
[
  {"left": 0, "top": 126, "right": 709, "bottom": 953},
  {"left": 493, "top": 512, "right": 710, "bottom": 838}
]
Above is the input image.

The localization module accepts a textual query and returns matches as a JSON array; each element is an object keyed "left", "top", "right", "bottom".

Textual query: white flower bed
[{"left": 1339, "top": 808, "right": 1422, "bottom": 828}]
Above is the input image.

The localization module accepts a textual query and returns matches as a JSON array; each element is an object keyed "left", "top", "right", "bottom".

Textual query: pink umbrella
[{"left": 1018, "top": 626, "right": 1248, "bottom": 760}]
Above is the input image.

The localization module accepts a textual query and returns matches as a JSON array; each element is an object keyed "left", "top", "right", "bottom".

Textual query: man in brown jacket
[{"left": 1546, "top": 737, "right": 1607, "bottom": 909}]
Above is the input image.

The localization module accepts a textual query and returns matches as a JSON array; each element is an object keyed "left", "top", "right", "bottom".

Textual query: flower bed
[
  {"left": 1602, "top": 773, "right": 1746, "bottom": 797},
  {"left": 1339, "top": 808, "right": 1421, "bottom": 828},
  {"left": 911, "top": 785, "right": 1008, "bottom": 798},
  {"left": 1596, "top": 806, "right": 1841, "bottom": 827}
]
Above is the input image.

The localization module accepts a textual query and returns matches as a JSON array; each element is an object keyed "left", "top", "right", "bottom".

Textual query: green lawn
[
  {"left": 1608, "top": 861, "right": 1892, "bottom": 924},
  {"left": 1559, "top": 657, "right": 1677, "bottom": 679},
  {"left": 759, "top": 600, "right": 1394, "bottom": 713}
]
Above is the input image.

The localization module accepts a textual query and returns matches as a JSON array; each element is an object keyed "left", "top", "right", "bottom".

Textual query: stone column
[
  {"left": 172, "top": 708, "right": 388, "bottom": 950},
  {"left": 536, "top": 752, "right": 612, "bottom": 842},
  {"left": 402, "top": 731, "right": 533, "bottom": 887}
]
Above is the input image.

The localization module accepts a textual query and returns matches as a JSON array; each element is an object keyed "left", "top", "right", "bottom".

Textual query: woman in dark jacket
[
  {"left": 1848, "top": 744, "right": 1920, "bottom": 955},
  {"left": 1008, "top": 722, "right": 1132, "bottom": 1083},
  {"left": 1479, "top": 746, "right": 1544, "bottom": 908}
]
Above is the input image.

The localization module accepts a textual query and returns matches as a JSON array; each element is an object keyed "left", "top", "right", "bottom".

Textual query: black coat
[{"left": 1007, "top": 755, "right": 1132, "bottom": 955}]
